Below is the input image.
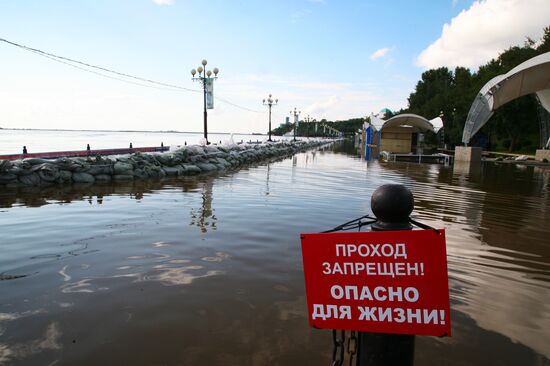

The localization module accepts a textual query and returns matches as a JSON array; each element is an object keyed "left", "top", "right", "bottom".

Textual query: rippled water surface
[{"left": 1, "top": 141, "right": 549, "bottom": 365}]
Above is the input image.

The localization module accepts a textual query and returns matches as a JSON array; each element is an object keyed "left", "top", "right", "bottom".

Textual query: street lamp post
[
  {"left": 313, "top": 119, "right": 319, "bottom": 136},
  {"left": 191, "top": 59, "right": 219, "bottom": 145},
  {"left": 290, "top": 108, "right": 301, "bottom": 142},
  {"left": 304, "top": 114, "right": 312, "bottom": 138},
  {"left": 263, "top": 94, "right": 278, "bottom": 142}
]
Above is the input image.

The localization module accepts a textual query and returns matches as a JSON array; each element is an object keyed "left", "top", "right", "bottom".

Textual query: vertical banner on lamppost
[{"left": 206, "top": 78, "right": 214, "bottom": 109}]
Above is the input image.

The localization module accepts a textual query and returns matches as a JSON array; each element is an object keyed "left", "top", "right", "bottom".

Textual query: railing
[{"left": 0, "top": 146, "right": 170, "bottom": 161}]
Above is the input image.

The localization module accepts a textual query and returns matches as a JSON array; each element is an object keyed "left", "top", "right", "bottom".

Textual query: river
[
  {"left": 0, "top": 140, "right": 549, "bottom": 365},
  {"left": 0, "top": 129, "right": 289, "bottom": 155}
]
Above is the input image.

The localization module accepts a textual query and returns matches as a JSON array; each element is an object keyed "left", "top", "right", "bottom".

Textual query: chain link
[
  {"left": 331, "top": 330, "right": 346, "bottom": 366},
  {"left": 347, "top": 331, "right": 357, "bottom": 366},
  {"left": 330, "top": 330, "right": 359, "bottom": 366}
]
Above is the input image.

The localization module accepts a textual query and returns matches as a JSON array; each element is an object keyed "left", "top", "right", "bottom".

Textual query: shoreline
[{"left": 0, "top": 127, "right": 269, "bottom": 135}]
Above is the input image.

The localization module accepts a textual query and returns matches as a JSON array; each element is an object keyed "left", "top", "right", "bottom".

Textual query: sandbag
[
  {"left": 113, "top": 162, "right": 133, "bottom": 175},
  {"left": 72, "top": 172, "right": 95, "bottom": 184},
  {"left": 19, "top": 173, "right": 41, "bottom": 186}
]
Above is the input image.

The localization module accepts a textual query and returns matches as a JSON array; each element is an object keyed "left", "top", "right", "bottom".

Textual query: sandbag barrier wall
[{"left": 0, "top": 140, "right": 330, "bottom": 188}]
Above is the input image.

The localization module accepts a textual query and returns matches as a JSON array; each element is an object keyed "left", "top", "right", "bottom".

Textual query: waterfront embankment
[{"left": 0, "top": 140, "right": 330, "bottom": 187}]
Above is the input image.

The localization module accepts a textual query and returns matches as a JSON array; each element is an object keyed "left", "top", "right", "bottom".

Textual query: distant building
[
  {"left": 377, "top": 108, "right": 392, "bottom": 119},
  {"left": 367, "top": 113, "right": 443, "bottom": 154}
]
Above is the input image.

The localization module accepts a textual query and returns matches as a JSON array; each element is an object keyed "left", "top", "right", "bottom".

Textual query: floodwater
[{"left": 0, "top": 140, "right": 549, "bottom": 365}]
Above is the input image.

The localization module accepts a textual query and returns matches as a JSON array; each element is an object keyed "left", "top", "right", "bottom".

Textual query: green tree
[
  {"left": 403, "top": 25, "right": 550, "bottom": 151},
  {"left": 492, "top": 95, "right": 538, "bottom": 151},
  {"left": 537, "top": 26, "right": 550, "bottom": 53},
  {"left": 476, "top": 45, "right": 540, "bottom": 151},
  {"left": 407, "top": 67, "right": 457, "bottom": 146}
]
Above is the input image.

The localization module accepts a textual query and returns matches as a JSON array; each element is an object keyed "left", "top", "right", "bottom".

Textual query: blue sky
[{"left": 1, "top": 0, "right": 548, "bottom": 133}]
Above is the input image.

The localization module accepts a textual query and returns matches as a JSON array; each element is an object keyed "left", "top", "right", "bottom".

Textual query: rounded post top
[{"left": 371, "top": 184, "right": 414, "bottom": 231}]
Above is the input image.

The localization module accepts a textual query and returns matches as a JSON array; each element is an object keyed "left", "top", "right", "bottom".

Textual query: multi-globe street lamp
[
  {"left": 290, "top": 108, "right": 301, "bottom": 141},
  {"left": 310, "top": 118, "right": 320, "bottom": 136},
  {"left": 263, "top": 94, "right": 278, "bottom": 142},
  {"left": 191, "top": 59, "right": 219, "bottom": 145},
  {"left": 303, "top": 114, "right": 315, "bottom": 138}
]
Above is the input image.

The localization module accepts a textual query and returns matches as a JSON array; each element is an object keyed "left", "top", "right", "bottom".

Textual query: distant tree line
[
  {"left": 405, "top": 26, "right": 549, "bottom": 152},
  {"left": 271, "top": 118, "right": 367, "bottom": 137},
  {"left": 271, "top": 118, "right": 365, "bottom": 137},
  {"left": 272, "top": 26, "right": 550, "bottom": 152}
]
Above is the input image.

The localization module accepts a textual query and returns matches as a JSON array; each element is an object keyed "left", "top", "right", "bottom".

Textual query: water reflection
[
  {"left": 189, "top": 177, "right": 217, "bottom": 233},
  {"left": 453, "top": 160, "right": 483, "bottom": 178},
  {"left": 265, "top": 163, "right": 271, "bottom": 196},
  {"left": 0, "top": 179, "right": 167, "bottom": 208},
  {"left": 0, "top": 175, "right": 221, "bottom": 210},
  {"left": 1, "top": 143, "right": 549, "bottom": 365},
  {"left": 109, "top": 249, "right": 229, "bottom": 287},
  {"left": 378, "top": 161, "right": 550, "bottom": 359},
  {"left": 0, "top": 322, "right": 61, "bottom": 365}
]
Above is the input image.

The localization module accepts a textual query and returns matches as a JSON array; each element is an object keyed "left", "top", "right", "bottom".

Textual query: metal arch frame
[
  {"left": 462, "top": 52, "right": 550, "bottom": 144},
  {"left": 371, "top": 113, "right": 443, "bottom": 133},
  {"left": 536, "top": 94, "right": 550, "bottom": 149}
]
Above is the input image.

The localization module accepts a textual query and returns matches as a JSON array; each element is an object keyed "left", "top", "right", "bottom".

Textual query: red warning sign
[{"left": 300, "top": 229, "right": 451, "bottom": 336}]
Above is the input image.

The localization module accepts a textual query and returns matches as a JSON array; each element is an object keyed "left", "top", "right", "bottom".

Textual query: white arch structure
[
  {"left": 462, "top": 52, "right": 550, "bottom": 144},
  {"left": 370, "top": 113, "right": 443, "bottom": 133}
]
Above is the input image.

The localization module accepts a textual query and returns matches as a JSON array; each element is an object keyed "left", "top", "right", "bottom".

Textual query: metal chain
[
  {"left": 331, "top": 330, "right": 346, "bottom": 366},
  {"left": 328, "top": 221, "right": 363, "bottom": 366},
  {"left": 322, "top": 215, "right": 377, "bottom": 233},
  {"left": 347, "top": 331, "right": 357, "bottom": 366},
  {"left": 409, "top": 217, "right": 441, "bottom": 234}
]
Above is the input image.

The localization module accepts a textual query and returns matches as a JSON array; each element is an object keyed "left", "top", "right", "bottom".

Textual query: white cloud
[
  {"left": 243, "top": 74, "right": 350, "bottom": 91},
  {"left": 416, "top": 0, "right": 550, "bottom": 69},
  {"left": 370, "top": 47, "right": 390, "bottom": 60},
  {"left": 216, "top": 73, "right": 401, "bottom": 126},
  {"left": 304, "top": 96, "right": 340, "bottom": 115},
  {"left": 290, "top": 9, "right": 312, "bottom": 23},
  {"left": 152, "top": 0, "right": 174, "bottom": 5}
]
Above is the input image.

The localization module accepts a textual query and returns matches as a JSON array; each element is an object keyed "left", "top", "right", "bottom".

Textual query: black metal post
[
  {"left": 268, "top": 104, "right": 273, "bottom": 142},
  {"left": 203, "top": 75, "right": 209, "bottom": 145},
  {"left": 293, "top": 110, "right": 297, "bottom": 142},
  {"left": 357, "top": 184, "right": 415, "bottom": 366}
]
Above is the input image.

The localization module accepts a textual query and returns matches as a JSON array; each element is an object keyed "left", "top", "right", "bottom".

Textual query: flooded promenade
[{"left": 1, "top": 141, "right": 549, "bottom": 365}]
